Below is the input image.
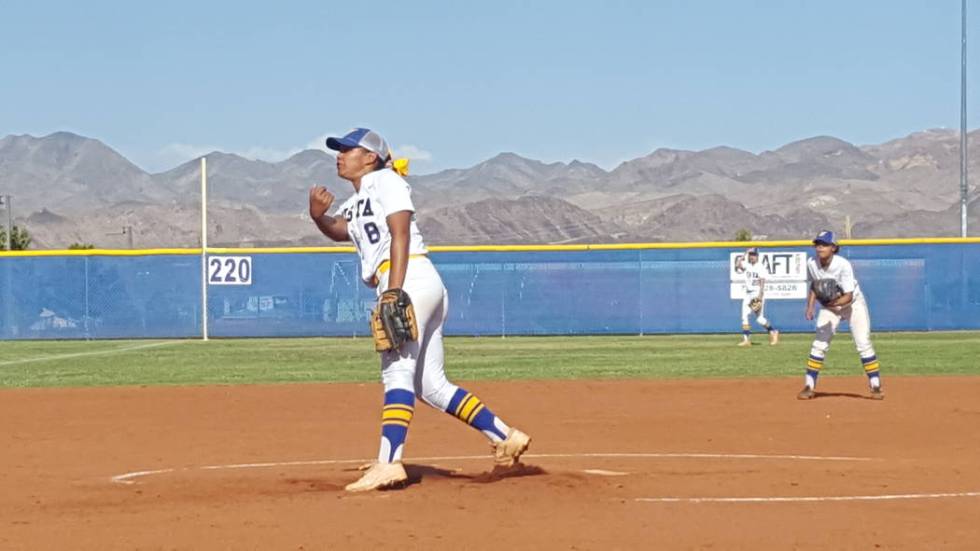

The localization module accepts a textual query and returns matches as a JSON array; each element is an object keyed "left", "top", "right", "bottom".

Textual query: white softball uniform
[
  {"left": 337, "top": 169, "right": 459, "bottom": 411},
  {"left": 335, "top": 169, "right": 428, "bottom": 286},
  {"left": 376, "top": 257, "right": 459, "bottom": 410},
  {"left": 740, "top": 260, "right": 769, "bottom": 326},
  {"left": 807, "top": 255, "right": 875, "bottom": 359}
]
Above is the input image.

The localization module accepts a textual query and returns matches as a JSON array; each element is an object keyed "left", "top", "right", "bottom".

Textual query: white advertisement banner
[{"left": 730, "top": 251, "right": 807, "bottom": 300}]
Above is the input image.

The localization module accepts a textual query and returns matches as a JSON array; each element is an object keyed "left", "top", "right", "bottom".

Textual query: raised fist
[{"left": 309, "top": 186, "right": 335, "bottom": 220}]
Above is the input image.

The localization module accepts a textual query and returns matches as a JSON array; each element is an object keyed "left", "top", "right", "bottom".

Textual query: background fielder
[
  {"left": 799, "top": 231, "right": 884, "bottom": 400},
  {"left": 735, "top": 248, "right": 779, "bottom": 346},
  {"left": 309, "top": 128, "right": 531, "bottom": 492}
]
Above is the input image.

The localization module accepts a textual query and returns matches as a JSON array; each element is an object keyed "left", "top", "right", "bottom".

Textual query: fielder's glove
[
  {"left": 749, "top": 297, "right": 763, "bottom": 314},
  {"left": 370, "top": 288, "right": 419, "bottom": 353},
  {"left": 812, "top": 278, "right": 843, "bottom": 307}
]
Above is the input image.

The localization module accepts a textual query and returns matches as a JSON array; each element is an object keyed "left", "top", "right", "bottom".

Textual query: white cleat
[
  {"left": 493, "top": 428, "right": 532, "bottom": 466},
  {"left": 769, "top": 330, "right": 780, "bottom": 346},
  {"left": 344, "top": 461, "right": 407, "bottom": 492},
  {"left": 737, "top": 340, "right": 752, "bottom": 347}
]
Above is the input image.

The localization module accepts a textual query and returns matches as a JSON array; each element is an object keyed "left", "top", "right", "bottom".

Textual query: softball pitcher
[
  {"left": 309, "top": 128, "right": 531, "bottom": 492},
  {"left": 735, "top": 247, "right": 779, "bottom": 346},
  {"left": 798, "top": 231, "right": 883, "bottom": 400}
]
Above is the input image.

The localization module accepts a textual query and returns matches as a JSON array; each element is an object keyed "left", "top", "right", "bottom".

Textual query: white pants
[
  {"left": 741, "top": 296, "right": 769, "bottom": 327},
  {"left": 377, "top": 257, "right": 458, "bottom": 410},
  {"left": 809, "top": 294, "right": 875, "bottom": 359}
]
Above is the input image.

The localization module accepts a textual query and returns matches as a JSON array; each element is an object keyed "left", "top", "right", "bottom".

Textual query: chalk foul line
[
  {"left": 0, "top": 341, "right": 183, "bottom": 367},
  {"left": 109, "top": 451, "right": 874, "bottom": 485}
]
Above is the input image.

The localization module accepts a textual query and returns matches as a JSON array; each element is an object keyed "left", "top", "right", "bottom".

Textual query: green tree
[
  {"left": 68, "top": 243, "right": 96, "bottom": 250},
  {"left": 0, "top": 225, "right": 32, "bottom": 250},
  {"left": 734, "top": 228, "right": 752, "bottom": 242}
]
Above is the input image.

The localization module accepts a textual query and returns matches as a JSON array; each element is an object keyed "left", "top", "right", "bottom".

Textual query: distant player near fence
[{"left": 735, "top": 248, "right": 779, "bottom": 347}]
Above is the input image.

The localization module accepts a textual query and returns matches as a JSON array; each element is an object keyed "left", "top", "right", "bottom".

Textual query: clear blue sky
[{"left": 1, "top": 1, "right": 976, "bottom": 174}]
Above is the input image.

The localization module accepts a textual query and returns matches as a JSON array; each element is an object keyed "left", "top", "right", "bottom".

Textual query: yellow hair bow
[{"left": 391, "top": 157, "right": 410, "bottom": 176}]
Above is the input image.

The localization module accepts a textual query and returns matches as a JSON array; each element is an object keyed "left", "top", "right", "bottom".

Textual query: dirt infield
[{"left": 3, "top": 377, "right": 980, "bottom": 550}]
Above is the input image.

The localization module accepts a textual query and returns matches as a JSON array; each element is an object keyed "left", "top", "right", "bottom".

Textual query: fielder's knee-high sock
[
  {"left": 378, "top": 389, "right": 414, "bottom": 463},
  {"left": 805, "top": 354, "right": 824, "bottom": 389},
  {"left": 861, "top": 355, "right": 881, "bottom": 389},
  {"left": 764, "top": 324, "right": 776, "bottom": 333},
  {"left": 742, "top": 324, "right": 751, "bottom": 341},
  {"left": 446, "top": 388, "right": 509, "bottom": 442}
]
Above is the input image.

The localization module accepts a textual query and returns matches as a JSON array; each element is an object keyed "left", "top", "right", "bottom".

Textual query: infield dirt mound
[{"left": 3, "top": 377, "right": 980, "bottom": 549}]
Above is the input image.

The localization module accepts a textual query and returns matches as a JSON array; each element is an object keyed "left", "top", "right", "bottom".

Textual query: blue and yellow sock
[
  {"left": 806, "top": 354, "right": 824, "bottom": 388},
  {"left": 742, "top": 324, "right": 751, "bottom": 340},
  {"left": 862, "top": 355, "right": 881, "bottom": 388},
  {"left": 379, "top": 389, "right": 414, "bottom": 463},
  {"left": 446, "top": 388, "right": 509, "bottom": 442}
]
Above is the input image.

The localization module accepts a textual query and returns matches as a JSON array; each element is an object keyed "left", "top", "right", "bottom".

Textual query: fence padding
[{"left": 2, "top": 243, "right": 977, "bottom": 339}]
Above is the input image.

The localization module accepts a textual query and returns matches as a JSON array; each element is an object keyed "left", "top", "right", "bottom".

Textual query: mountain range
[{"left": 0, "top": 129, "right": 976, "bottom": 249}]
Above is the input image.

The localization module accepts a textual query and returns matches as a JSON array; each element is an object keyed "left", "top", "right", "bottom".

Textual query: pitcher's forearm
[{"left": 313, "top": 215, "right": 349, "bottom": 242}]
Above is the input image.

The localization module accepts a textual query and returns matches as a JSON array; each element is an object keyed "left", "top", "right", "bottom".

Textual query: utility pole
[{"left": 961, "top": 0, "right": 969, "bottom": 237}]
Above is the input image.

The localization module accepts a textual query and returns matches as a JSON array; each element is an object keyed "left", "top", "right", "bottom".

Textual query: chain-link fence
[{"left": 2, "top": 242, "right": 978, "bottom": 340}]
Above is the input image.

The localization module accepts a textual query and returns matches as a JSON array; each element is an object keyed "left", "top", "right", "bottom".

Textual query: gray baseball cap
[{"left": 326, "top": 128, "right": 390, "bottom": 161}]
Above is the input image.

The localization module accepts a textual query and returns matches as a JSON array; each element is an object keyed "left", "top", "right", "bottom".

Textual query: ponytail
[{"left": 384, "top": 148, "right": 410, "bottom": 176}]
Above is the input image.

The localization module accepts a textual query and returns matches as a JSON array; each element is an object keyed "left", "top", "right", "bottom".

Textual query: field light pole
[
  {"left": 201, "top": 156, "right": 209, "bottom": 341},
  {"left": 961, "top": 0, "right": 969, "bottom": 237}
]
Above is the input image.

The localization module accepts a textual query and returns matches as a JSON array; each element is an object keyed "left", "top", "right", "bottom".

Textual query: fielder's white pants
[
  {"left": 809, "top": 294, "right": 875, "bottom": 359},
  {"left": 741, "top": 296, "right": 769, "bottom": 327},
  {"left": 377, "top": 257, "right": 459, "bottom": 410}
]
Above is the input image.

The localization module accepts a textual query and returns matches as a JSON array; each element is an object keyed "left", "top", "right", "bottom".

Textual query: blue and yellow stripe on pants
[
  {"left": 382, "top": 403, "right": 414, "bottom": 428},
  {"left": 862, "top": 355, "right": 880, "bottom": 376},
  {"left": 451, "top": 392, "right": 486, "bottom": 425},
  {"left": 806, "top": 354, "right": 824, "bottom": 379},
  {"left": 444, "top": 388, "right": 507, "bottom": 441},
  {"left": 379, "top": 388, "right": 415, "bottom": 463}
]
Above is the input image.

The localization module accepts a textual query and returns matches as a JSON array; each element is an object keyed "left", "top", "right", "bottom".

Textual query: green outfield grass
[{"left": 1, "top": 332, "right": 978, "bottom": 388}]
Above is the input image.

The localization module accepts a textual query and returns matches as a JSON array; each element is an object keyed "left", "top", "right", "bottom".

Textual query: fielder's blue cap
[
  {"left": 746, "top": 247, "right": 759, "bottom": 255},
  {"left": 813, "top": 230, "right": 836, "bottom": 245},
  {"left": 326, "top": 128, "right": 390, "bottom": 160}
]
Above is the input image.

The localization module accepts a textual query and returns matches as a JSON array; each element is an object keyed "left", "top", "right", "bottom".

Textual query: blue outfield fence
[
  {"left": 1, "top": 254, "right": 202, "bottom": 339},
  {"left": 2, "top": 242, "right": 979, "bottom": 340}
]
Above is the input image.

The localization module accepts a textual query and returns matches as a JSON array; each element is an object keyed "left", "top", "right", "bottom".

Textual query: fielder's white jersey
[
  {"left": 742, "top": 260, "right": 765, "bottom": 298},
  {"left": 335, "top": 169, "right": 428, "bottom": 285},
  {"left": 807, "top": 255, "right": 863, "bottom": 300}
]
